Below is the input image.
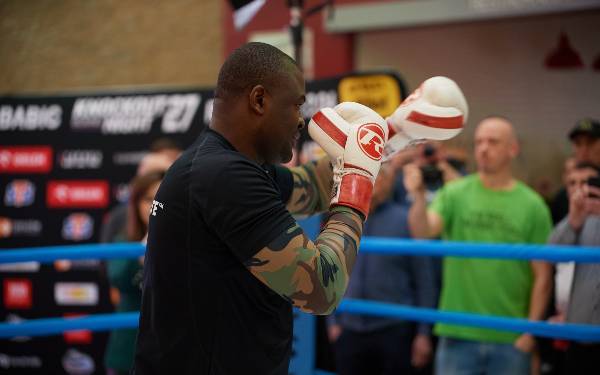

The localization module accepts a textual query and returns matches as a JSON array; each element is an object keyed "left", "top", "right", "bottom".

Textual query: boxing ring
[{"left": 2, "top": 236, "right": 600, "bottom": 374}]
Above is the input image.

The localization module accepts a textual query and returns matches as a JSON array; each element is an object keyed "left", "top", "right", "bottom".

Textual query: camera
[
  {"left": 588, "top": 176, "right": 600, "bottom": 197},
  {"left": 419, "top": 145, "right": 443, "bottom": 187},
  {"left": 420, "top": 164, "right": 443, "bottom": 186}
]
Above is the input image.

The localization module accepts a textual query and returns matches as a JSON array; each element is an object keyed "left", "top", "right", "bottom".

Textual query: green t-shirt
[{"left": 430, "top": 174, "right": 551, "bottom": 343}]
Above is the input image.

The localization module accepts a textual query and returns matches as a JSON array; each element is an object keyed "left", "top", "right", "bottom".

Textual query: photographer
[
  {"left": 548, "top": 162, "right": 600, "bottom": 374},
  {"left": 392, "top": 142, "right": 465, "bottom": 206}
]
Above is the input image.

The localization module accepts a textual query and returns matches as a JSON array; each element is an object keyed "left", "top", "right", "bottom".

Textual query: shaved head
[
  {"left": 215, "top": 42, "right": 299, "bottom": 101},
  {"left": 476, "top": 116, "right": 517, "bottom": 144},
  {"left": 474, "top": 116, "right": 519, "bottom": 175}
]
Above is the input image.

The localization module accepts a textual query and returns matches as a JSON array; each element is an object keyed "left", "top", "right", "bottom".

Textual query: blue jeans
[{"left": 435, "top": 337, "right": 530, "bottom": 375}]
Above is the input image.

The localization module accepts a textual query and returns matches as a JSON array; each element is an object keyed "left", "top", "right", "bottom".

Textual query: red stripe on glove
[
  {"left": 312, "top": 111, "right": 347, "bottom": 148},
  {"left": 336, "top": 174, "right": 373, "bottom": 218},
  {"left": 407, "top": 111, "right": 464, "bottom": 129},
  {"left": 387, "top": 121, "right": 397, "bottom": 138}
]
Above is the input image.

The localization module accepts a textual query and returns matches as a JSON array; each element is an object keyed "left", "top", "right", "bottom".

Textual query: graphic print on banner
[
  {"left": 4, "top": 180, "right": 36, "bottom": 207},
  {"left": 3, "top": 279, "right": 33, "bottom": 309},
  {"left": 61, "top": 213, "right": 94, "bottom": 241},
  {"left": 47, "top": 181, "right": 109, "bottom": 209},
  {"left": 0, "top": 146, "right": 53, "bottom": 174},
  {"left": 0, "top": 217, "right": 42, "bottom": 238},
  {"left": 54, "top": 282, "right": 99, "bottom": 306}
]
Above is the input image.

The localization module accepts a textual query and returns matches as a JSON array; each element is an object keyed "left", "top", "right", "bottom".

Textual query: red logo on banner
[
  {"left": 47, "top": 181, "right": 109, "bottom": 208},
  {"left": 0, "top": 146, "right": 53, "bottom": 174},
  {"left": 3, "top": 279, "right": 33, "bottom": 309},
  {"left": 356, "top": 123, "right": 385, "bottom": 161},
  {"left": 63, "top": 314, "right": 92, "bottom": 344}
]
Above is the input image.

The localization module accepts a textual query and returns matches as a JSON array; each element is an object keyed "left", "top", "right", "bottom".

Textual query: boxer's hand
[
  {"left": 384, "top": 76, "right": 468, "bottom": 159},
  {"left": 309, "top": 102, "right": 388, "bottom": 217}
]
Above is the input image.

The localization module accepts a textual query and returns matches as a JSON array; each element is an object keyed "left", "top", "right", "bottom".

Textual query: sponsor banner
[
  {"left": 0, "top": 217, "right": 42, "bottom": 238},
  {"left": 3, "top": 278, "right": 33, "bottom": 309},
  {"left": 0, "top": 261, "right": 41, "bottom": 272},
  {"left": 300, "top": 90, "right": 338, "bottom": 120},
  {"left": 112, "top": 150, "right": 148, "bottom": 166},
  {"left": 5, "top": 314, "right": 32, "bottom": 342},
  {"left": 58, "top": 150, "right": 103, "bottom": 170},
  {"left": 4, "top": 179, "right": 36, "bottom": 207},
  {"left": 54, "top": 259, "right": 101, "bottom": 272},
  {"left": 61, "top": 213, "right": 94, "bottom": 241},
  {"left": 338, "top": 74, "right": 402, "bottom": 118},
  {"left": 0, "top": 353, "right": 42, "bottom": 370},
  {"left": 113, "top": 183, "right": 130, "bottom": 203},
  {"left": 0, "top": 103, "right": 62, "bottom": 131},
  {"left": 63, "top": 314, "right": 93, "bottom": 344},
  {"left": 47, "top": 180, "right": 109, "bottom": 208},
  {"left": 54, "top": 282, "right": 99, "bottom": 306},
  {"left": 70, "top": 93, "right": 202, "bottom": 134},
  {"left": 61, "top": 349, "right": 95, "bottom": 375},
  {"left": 0, "top": 146, "right": 53, "bottom": 174}
]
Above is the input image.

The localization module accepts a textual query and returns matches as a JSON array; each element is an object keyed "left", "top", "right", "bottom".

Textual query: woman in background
[{"left": 104, "top": 171, "right": 165, "bottom": 375}]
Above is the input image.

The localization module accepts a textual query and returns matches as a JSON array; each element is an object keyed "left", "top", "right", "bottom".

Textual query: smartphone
[{"left": 587, "top": 176, "right": 600, "bottom": 197}]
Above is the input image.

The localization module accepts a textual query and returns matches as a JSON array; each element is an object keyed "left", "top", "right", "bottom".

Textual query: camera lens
[{"left": 423, "top": 145, "right": 436, "bottom": 157}]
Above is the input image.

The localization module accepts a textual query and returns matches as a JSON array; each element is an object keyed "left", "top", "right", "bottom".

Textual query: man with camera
[
  {"left": 550, "top": 119, "right": 600, "bottom": 223},
  {"left": 548, "top": 161, "right": 600, "bottom": 374},
  {"left": 404, "top": 116, "right": 553, "bottom": 375}
]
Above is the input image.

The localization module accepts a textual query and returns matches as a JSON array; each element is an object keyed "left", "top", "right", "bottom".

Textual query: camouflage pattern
[
  {"left": 246, "top": 206, "right": 363, "bottom": 315},
  {"left": 286, "top": 157, "right": 333, "bottom": 216}
]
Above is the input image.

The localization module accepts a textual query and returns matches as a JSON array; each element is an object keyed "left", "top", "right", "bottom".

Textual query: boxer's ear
[{"left": 249, "top": 85, "right": 267, "bottom": 115}]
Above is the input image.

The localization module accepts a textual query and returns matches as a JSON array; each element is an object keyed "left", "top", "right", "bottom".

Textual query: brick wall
[{"left": 0, "top": 0, "right": 223, "bottom": 93}]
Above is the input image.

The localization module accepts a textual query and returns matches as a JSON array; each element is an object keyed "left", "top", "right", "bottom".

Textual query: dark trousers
[
  {"left": 334, "top": 324, "right": 414, "bottom": 375},
  {"left": 564, "top": 342, "right": 600, "bottom": 374}
]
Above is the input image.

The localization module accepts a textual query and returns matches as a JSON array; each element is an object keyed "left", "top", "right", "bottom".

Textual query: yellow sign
[{"left": 338, "top": 75, "right": 402, "bottom": 118}]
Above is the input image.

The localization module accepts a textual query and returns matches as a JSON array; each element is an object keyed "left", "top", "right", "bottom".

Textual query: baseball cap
[{"left": 569, "top": 118, "right": 600, "bottom": 140}]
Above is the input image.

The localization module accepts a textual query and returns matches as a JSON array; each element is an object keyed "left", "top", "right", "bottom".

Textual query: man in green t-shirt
[{"left": 404, "top": 116, "right": 552, "bottom": 375}]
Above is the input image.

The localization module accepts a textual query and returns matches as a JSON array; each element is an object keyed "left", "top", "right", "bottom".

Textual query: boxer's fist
[
  {"left": 384, "top": 76, "right": 468, "bottom": 159},
  {"left": 308, "top": 102, "right": 388, "bottom": 217}
]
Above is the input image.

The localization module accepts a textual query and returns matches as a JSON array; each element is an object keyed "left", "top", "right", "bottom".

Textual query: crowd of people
[
  {"left": 96, "top": 43, "right": 599, "bottom": 375},
  {"left": 102, "top": 117, "right": 599, "bottom": 375},
  {"left": 322, "top": 117, "right": 600, "bottom": 375}
]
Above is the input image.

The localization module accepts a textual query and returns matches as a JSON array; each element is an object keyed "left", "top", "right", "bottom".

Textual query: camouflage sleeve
[
  {"left": 245, "top": 206, "right": 363, "bottom": 315},
  {"left": 286, "top": 156, "right": 333, "bottom": 216}
]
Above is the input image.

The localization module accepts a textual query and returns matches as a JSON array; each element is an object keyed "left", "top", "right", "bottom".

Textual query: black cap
[{"left": 569, "top": 118, "right": 600, "bottom": 140}]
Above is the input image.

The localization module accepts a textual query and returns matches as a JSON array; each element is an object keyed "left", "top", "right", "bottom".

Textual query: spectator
[
  {"left": 392, "top": 142, "right": 465, "bottom": 206},
  {"left": 99, "top": 138, "right": 182, "bottom": 243},
  {"left": 548, "top": 162, "right": 600, "bottom": 374},
  {"left": 104, "top": 170, "right": 165, "bottom": 375},
  {"left": 329, "top": 164, "right": 438, "bottom": 375},
  {"left": 550, "top": 119, "right": 600, "bottom": 224},
  {"left": 406, "top": 116, "right": 553, "bottom": 375}
]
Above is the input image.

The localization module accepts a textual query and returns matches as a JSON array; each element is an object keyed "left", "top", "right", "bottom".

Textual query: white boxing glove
[
  {"left": 384, "top": 76, "right": 468, "bottom": 160},
  {"left": 308, "top": 102, "right": 388, "bottom": 218}
]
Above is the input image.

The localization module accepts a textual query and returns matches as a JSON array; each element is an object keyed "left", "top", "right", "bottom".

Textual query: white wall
[{"left": 355, "top": 10, "right": 600, "bottom": 192}]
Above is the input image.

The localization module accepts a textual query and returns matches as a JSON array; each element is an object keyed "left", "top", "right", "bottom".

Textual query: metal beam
[{"left": 325, "top": 0, "right": 600, "bottom": 33}]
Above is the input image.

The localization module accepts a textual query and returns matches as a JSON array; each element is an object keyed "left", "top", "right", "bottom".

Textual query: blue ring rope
[
  {"left": 1, "top": 239, "right": 599, "bottom": 264},
  {"left": 0, "top": 240, "right": 598, "bottom": 340},
  {"left": 0, "top": 242, "right": 145, "bottom": 264},
  {"left": 337, "top": 299, "right": 600, "bottom": 342},
  {"left": 361, "top": 238, "right": 600, "bottom": 262},
  {"left": 0, "top": 313, "right": 139, "bottom": 339},
  {"left": 1, "top": 302, "right": 598, "bottom": 341}
]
